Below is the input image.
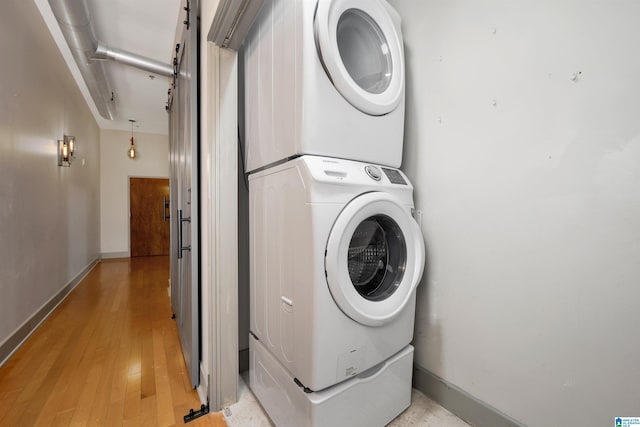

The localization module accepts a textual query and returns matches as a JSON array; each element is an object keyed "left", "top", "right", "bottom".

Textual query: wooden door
[{"left": 130, "top": 177, "right": 170, "bottom": 257}]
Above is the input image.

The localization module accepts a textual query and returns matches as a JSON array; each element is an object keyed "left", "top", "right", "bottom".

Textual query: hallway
[{"left": 0, "top": 257, "right": 225, "bottom": 426}]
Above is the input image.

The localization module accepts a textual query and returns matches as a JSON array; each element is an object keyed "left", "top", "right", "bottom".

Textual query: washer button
[{"left": 365, "top": 165, "right": 382, "bottom": 181}]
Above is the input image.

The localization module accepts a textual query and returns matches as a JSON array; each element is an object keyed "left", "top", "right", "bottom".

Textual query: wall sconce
[
  {"left": 58, "top": 135, "right": 75, "bottom": 167},
  {"left": 67, "top": 135, "right": 76, "bottom": 159},
  {"left": 128, "top": 119, "right": 137, "bottom": 159}
]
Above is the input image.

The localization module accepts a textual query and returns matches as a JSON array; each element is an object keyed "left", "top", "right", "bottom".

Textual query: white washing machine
[
  {"left": 242, "top": 0, "right": 406, "bottom": 173},
  {"left": 249, "top": 155, "right": 425, "bottom": 392}
]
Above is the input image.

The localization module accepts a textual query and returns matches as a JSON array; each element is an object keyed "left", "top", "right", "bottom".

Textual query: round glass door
[
  {"left": 337, "top": 9, "right": 392, "bottom": 95},
  {"left": 348, "top": 215, "right": 406, "bottom": 301},
  {"left": 315, "top": 0, "right": 404, "bottom": 116},
  {"left": 325, "top": 192, "right": 425, "bottom": 327}
]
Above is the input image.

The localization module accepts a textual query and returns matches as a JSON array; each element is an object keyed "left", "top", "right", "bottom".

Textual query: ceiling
[{"left": 36, "top": 0, "right": 183, "bottom": 135}]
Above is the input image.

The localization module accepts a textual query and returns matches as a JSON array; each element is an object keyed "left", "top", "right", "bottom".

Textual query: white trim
[
  {"left": 197, "top": 362, "right": 209, "bottom": 404},
  {"left": 202, "top": 39, "right": 239, "bottom": 409},
  {"left": 215, "top": 45, "right": 240, "bottom": 409}
]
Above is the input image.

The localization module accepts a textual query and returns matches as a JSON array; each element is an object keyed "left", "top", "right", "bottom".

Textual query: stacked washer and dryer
[{"left": 242, "top": 0, "right": 425, "bottom": 425}]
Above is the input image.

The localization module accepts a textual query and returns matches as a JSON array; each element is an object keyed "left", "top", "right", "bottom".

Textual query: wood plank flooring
[{"left": 0, "top": 256, "right": 226, "bottom": 427}]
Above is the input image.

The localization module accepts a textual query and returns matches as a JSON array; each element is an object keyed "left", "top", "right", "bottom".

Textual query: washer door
[
  {"left": 315, "top": 0, "right": 404, "bottom": 116},
  {"left": 325, "top": 192, "right": 425, "bottom": 326}
]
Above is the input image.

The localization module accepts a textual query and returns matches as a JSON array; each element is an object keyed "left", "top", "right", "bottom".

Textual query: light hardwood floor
[{"left": 0, "top": 257, "right": 226, "bottom": 427}]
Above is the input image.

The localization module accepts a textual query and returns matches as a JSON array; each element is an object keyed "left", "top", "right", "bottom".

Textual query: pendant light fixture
[{"left": 128, "top": 119, "right": 137, "bottom": 159}]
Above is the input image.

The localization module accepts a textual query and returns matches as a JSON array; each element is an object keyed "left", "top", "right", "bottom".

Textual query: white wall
[
  {"left": 100, "top": 129, "right": 169, "bottom": 256},
  {"left": 388, "top": 1, "right": 640, "bottom": 425},
  {"left": 0, "top": 0, "right": 100, "bottom": 350}
]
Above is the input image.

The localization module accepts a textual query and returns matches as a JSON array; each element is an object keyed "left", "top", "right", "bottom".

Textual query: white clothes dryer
[
  {"left": 249, "top": 155, "right": 425, "bottom": 392},
  {"left": 242, "top": 0, "right": 406, "bottom": 173}
]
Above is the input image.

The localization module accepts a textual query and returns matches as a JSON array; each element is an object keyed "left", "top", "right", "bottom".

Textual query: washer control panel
[{"left": 364, "top": 165, "right": 382, "bottom": 181}]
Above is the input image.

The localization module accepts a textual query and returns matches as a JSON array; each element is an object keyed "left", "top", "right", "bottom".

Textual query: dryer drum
[{"left": 347, "top": 214, "right": 407, "bottom": 301}]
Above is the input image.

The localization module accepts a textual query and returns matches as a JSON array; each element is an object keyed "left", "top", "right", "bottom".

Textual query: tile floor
[{"left": 224, "top": 374, "right": 470, "bottom": 427}]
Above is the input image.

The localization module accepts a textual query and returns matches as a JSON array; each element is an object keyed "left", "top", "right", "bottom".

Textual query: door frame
[
  {"left": 203, "top": 45, "right": 239, "bottom": 410},
  {"left": 199, "top": 1, "right": 239, "bottom": 410}
]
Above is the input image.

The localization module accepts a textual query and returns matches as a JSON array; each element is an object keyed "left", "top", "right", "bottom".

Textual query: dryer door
[
  {"left": 315, "top": 0, "right": 404, "bottom": 116},
  {"left": 325, "top": 192, "right": 425, "bottom": 326}
]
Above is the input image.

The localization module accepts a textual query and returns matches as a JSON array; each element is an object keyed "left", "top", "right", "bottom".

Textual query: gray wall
[
  {"left": 0, "top": 0, "right": 101, "bottom": 352},
  {"left": 389, "top": 0, "right": 640, "bottom": 425}
]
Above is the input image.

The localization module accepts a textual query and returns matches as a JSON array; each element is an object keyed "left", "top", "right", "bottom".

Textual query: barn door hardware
[
  {"left": 183, "top": 0, "right": 191, "bottom": 29},
  {"left": 177, "top": 209, "right": 191, "bottom": 259},
  {"left": 183, "top": 402, "right": 209, "bottom": 423}
]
